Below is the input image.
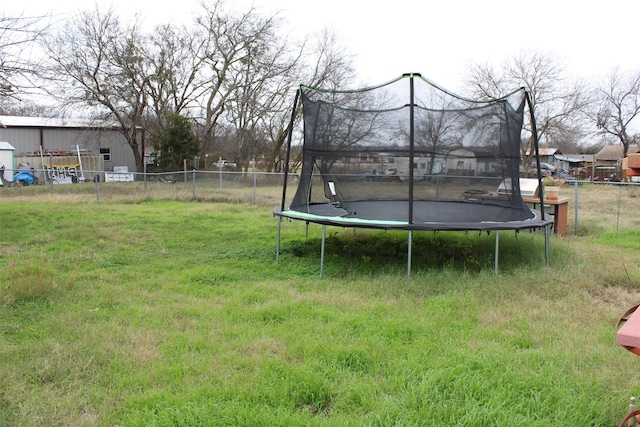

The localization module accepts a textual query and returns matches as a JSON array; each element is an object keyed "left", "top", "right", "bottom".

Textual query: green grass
[{"left": 2, "top": 191, "right": 640, "bottom": 426}]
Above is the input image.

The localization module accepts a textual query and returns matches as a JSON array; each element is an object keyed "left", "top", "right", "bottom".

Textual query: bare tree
[
  {"left": 191, "top": 1, "right": 267, "bottom": 165},
  {"left": 43, "top": 7, "right": 150, "bottom": 171},
  {"left": 465, "top": 49, "right": 589, "bottom": 166},
  {"left": 414, "top": 110, "right": 461, "bottom": 175},
  {"left": 145, "top": 23, "right": 209, "bottom": 120},
  {"left": 262, "top": 27, "right": 355, "bottom": 172},
  {"left": 141, "top": 22, "right": 212, "bottom": 163},
  {"left": 35, "top": 0, "right": 357, "bottom": 174},
  {"left": 303, "top": 28, "right": 354, "bottom": 91},
  {"left": 192, "top": 2, "right": 357, "bottom": 172},
  {"left": 0, "top": 97, "right": 53, "bottom": 117},
  {"left": 592, "top": 68, "right": 640, "bottom": 158},
  {"left": 0, "top": 13, "right": 48, "bottom": 101},
  {"left": 224, "top": 14, "right": 301, "bottom": 171}
]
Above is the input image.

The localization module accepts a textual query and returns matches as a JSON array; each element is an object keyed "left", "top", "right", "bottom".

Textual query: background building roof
[
  {"left": 0, "top": 141, "right": 16, "bottom": 150},
  {"left": 595, "top": 145, "right": 640, "bottom": 161},
  {"left": 0, "top": 116, "right": 120, "bottom": 129}
]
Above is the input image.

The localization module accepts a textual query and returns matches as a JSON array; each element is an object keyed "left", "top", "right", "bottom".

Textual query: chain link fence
[
  {"left": 562, "top": 180, "right": 640, "bottom": 235},
  {"left": 86, "top": 170, "right": 296, "bottom": 206},
  {"left": 3, "top": 170, "right": 640, "bottom": 236}
]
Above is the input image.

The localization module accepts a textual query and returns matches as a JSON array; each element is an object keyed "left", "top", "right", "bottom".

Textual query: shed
[
  {"left": 0, "top": 141, "right": 15, "bottom": 185},
  {"left": 525, "top": 147, "right": 561, "bottom": 165}
]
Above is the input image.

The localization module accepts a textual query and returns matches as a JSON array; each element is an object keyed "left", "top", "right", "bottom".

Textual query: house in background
[
  {"left": 594, "top": 145, "right": 640, "bottom": 168},
  {"left": 594, "top": 145, "right": 640, "bottom": 180},
  {"left": 525, "top": 147, "right": 561, "bottom": 165},
  {"left": 557, "top": 153, "right": 594, "bottom": 179},
  {"left": 558, "top": 153, "right": 594, "bottom": 167},
  {"left": 0, "top": 116, "right": 142, "bottom": 180}
]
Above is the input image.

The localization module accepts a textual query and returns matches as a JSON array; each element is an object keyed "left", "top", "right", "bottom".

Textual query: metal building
[{"left": 0, "top": 116, "right": 141, "bottom": 175}]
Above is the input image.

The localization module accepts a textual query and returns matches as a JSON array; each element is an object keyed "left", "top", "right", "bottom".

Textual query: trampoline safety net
[{"left": 277, "top": 73, "right": 551, "bottom": 231}]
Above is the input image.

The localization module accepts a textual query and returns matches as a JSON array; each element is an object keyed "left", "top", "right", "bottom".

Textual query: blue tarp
[{"left": 14, "top": 171, "right": 36, "bottom": 185}]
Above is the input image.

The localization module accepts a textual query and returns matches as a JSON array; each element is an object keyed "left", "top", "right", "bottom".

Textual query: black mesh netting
[{"left": 277, "top": 73, "right": 551, "bottom": 231}]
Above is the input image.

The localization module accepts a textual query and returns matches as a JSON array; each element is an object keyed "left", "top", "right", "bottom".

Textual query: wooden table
[
  {"left": 522, "top": 196, "right": 569, "bottom": 236},
  {"left": 463, "top": 193, "right": 569, "bottom": 236}
]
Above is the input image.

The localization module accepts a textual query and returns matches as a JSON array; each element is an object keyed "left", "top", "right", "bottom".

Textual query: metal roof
[
  {"left": 0, "top": 116, "right": 120, "bottom": 129},
  {"left": 556, "top": 154, "right": 593, "bottom": 163},
  {"left": 595, "top": 145, "right": 640, "bottom": 161},
  {"left": 525, "top": 147, "right": 560, "bottom": 156}
]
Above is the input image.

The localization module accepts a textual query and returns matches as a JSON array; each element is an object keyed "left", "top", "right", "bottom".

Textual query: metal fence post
[
  {"left": 574, "top": 180, "right": 578, "bottom": 235},
  {"left": 617, "top": 183, "right": 622, "bottom": 231},
  {"left": 183, "top": 159, "right": 188, "bottom": 189},
  {"left": 253, "top": 169, "right": 257, "bottom": 204},
  {"left": 95, "top": 174, "right": 100, "bottom": 203},
  {"left": 192, "top": 169, "right": 196, "bottom": 200}
]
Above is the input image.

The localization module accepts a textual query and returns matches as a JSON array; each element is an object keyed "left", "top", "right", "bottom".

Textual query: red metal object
[
  {"left": 617, "top": 305, "right": 640, "bottom": 426},
  {"left": 618, "top": 408, "right": 640, "bottom": 427},
  {"left": 617, "top": 304, "right": 640, "bottom": 356}
]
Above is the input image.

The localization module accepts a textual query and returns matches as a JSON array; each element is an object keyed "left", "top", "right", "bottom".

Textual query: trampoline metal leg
[
  {"left": 545, "top": 225, "right": 550, "bottom": 267},
  {"left": 320, "top": 225, "right": 326, "bottom": 277},
  {"left": 407, "top": 230, "right": 412, "bottom": 277},
  {"left": 276, "top": 216, "right": 281, "bottom": 264},
  {"left": 494, "top": 230, "right": 499, "bottom": 274}
]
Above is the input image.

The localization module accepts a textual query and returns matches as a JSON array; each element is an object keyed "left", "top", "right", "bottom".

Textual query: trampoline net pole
[
  {"left": 525, "top": 89, "right": 546, "bottom": 220},
  {"left": 280, "top": 89, "right": 300, "bottom": 212},
  {"left": 408, "top": 75, "right": 415, "bottom": 225}
]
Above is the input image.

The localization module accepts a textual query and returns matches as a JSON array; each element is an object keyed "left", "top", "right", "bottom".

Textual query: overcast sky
[{"left": 6, "top": 0, "right": 640, "bottom": 90}]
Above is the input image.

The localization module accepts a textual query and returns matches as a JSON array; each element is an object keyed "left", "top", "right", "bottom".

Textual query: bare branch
[
  {"left": 592, "top": 68, "right": 640, "bottom": 157},
  {"left": 464, "top": 49, "right": 590, "bottom": 155},
  {"left": 0, "top": 12, "right": 50, "bottom": 100}
]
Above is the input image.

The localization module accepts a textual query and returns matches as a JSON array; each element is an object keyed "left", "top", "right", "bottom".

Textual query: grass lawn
[{"left": 2, "top": 184, "right": 640, "bottom": 425}]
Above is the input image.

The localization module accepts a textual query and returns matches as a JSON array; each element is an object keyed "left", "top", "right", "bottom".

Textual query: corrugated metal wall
[
  {"left": 0, "top": 127, "right": 138, "bottom": 172},
  {"left": 0, "top": 129, "right": 41, "bottom": 153}
]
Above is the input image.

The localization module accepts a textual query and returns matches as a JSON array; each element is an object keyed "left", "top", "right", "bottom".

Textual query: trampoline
[
  {"left": 274, "top": 73, "right": 554, "bottom": 275},
  {"left": 276, "top": 200, "right": 549, "bottom": 231}
]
